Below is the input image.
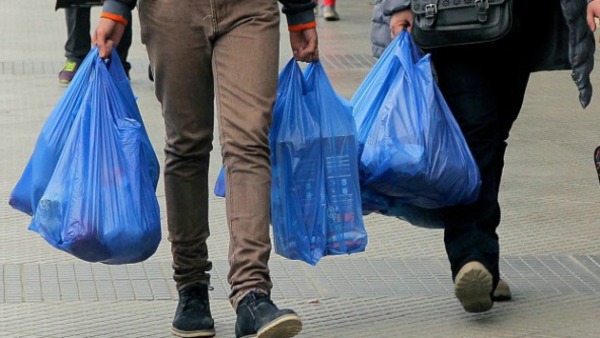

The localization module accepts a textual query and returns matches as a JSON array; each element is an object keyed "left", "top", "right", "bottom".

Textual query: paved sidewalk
[{"left": 1, "top": 1, "right": 599, "bottom": 337}]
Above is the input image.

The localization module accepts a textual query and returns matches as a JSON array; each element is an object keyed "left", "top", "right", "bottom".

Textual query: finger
[
  {"left": 587, "top": 11, "right": 597, "bottom": 32},
  {"left": 104, "top": 40, "right": 115, "bottom": 58},
  {"left": 390, "top": 26, "right": 402, "bottom": 39},
  {"left": 295, "top": 47, "right": 311, "bottom": 62},
  {"left": 95, "top": 31, "right": 110, "bottom": 58},
  {"left": 98, "top": 40, "right": 113, "bottom": 59}
]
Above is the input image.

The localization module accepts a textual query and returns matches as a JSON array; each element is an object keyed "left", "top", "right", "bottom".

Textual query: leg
[
  {"left": 212, "top": 1, "right": 301, "bottom": 337},
  {"left": 116, "top": 9, "right": 132, "bottom": 77},
  {"left": 212, "top": 0, "right": 280, "bottom": 309},
  {"left": 431, "top": 41, "right": 530, "bottom": 311},
  {"left": 60, "top": 6, "right": 91, "bottom": 83},
  {"left": 139, "top": 1, "right": 216, "bottom": 336},
  {"left": 322, "top": 0, "right": 340, "bottom": 21},
  {"left": 64, "top": 6, "right": 91, "bottom": 62}
]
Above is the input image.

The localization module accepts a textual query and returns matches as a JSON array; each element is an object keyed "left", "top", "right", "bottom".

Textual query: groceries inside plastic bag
[
  {"left": 351, "top": 31, "right": 481, "bottom": 228},
  {"left": 25, "top": 49, "right": 161, "bottom": 264},
  {"left": 9, "top": 46, "right": 159, "bottom": 217}
]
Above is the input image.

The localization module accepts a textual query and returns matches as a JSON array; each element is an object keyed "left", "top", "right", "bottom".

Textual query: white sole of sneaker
[
  {"left": 454, "top": 261, "right": 493, "bottom": 313},
  {"left": 171, "top": 326, "right": 216, "bottom": 338},
  {"left": 243, "top": 313, "right": 302, "bottom": 338}
]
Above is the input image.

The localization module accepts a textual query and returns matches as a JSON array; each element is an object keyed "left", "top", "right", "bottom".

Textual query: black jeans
[
  {"left": 429, "top": 0, "right": 568, "bottom": 285},
  {"left": 430, "top": 38, "right": 531, "bottom": 285}
]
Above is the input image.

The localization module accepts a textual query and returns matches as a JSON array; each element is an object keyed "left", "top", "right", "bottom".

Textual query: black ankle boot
[
  {"left": 235, "top": 292, "right": 302, "bottom": 338},
  {"left": 171, "top": 284, "right": 215, "bottom": 337}
]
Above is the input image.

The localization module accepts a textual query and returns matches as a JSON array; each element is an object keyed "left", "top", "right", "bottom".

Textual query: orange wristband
[
  {"left": 100, "top": 12, "right": 128, "bottom": 26},
  {"left": 288, "top": 21, "right": 317, "bottom": 32}
]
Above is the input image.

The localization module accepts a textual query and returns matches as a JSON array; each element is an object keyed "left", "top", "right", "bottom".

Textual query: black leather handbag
[{"left": 411, "top": 0, "right": 514, "bottom": 49}]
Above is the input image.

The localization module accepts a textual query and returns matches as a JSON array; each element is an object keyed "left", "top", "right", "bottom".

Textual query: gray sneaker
[
  {"left": 322, "top": 5, "right": 340, "bottom": 21},
  {"left": 454, "top": 261, "right": 494, "bottom": 313},
  {"left": 492, "top": 279, "right": 512, "bottom": 301}
]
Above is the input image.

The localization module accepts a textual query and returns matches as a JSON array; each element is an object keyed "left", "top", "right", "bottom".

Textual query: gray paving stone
[{"left": 1, "top": 0, "right": 600, "bottom": 337}]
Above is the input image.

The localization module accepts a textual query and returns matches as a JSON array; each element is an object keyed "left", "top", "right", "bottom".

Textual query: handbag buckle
[
  {"left": 474, "top": 0, "right": 489, "bottom": 22},
  {"left": 424, "top": 4, "right": 437, "bottom": 26}
]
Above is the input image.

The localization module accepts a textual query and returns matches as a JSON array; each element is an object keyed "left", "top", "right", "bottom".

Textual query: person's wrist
[{"left": 100, "top": 12, "right": 128, "bottom": 26}]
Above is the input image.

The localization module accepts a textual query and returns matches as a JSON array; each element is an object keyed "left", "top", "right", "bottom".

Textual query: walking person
[
  {"left": 93, "top": 0, "right": 318, "bottom": 337},
  {"left": 321, "top": 0, "right": 341, "bottom": 21},
  {"left": 371, "top": 0, "right": 596, "bottom": 313},
  {"left": 56, "top": 0, "right": 132, "bottom": 84}
]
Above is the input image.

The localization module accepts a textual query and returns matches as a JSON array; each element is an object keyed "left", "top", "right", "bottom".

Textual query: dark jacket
[
  {"left": 102, "top": 0, "right": 316, "bottom": 28},
  {"left": 370, "top": 0, "right": 595, "bottom": 108}
]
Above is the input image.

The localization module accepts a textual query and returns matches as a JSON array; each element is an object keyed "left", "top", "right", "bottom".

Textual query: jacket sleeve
[
  {"left": 101, "top": 0, "right": 136, "bottom": 24},
  {"left": 370, "top": 0, "right": 410, "bottom": 57},
  {"left": 279, "top": 0, "right": 317, "bottom": 31},
  {"left": 380, "top": 0, "right": 410, "bottom": 16},
  {"left": 561, "top": 0, "right": 595, "bottom": 108}
]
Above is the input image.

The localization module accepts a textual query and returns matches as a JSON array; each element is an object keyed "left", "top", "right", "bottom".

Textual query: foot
[
  {"left": 235, "top": 292, "right": 302, "bottom": 338},
  {"left": 322, "top": 5, "right": 340, "bottom": 21},
  {"left": 492, "top": 279, "right": 512, "bottom": 301},
  {"left": 171, "top": 284, "right": 215, "bottom": 337},
  {"left": 58, "top": 59, "right": 80, "bottom": 85},
  {"left": 454, "top": 261, "right": 494, "bottom": 313}
]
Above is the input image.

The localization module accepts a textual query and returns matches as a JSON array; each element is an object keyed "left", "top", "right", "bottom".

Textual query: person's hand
[
  {"left": 390, "top": 9, "right": 413, "bottom": 38},
  {"left": 289, "top": 28, "right": 319, "bottom": 63},
  {"left": 587, "top": 0, "right": 600, "bottom": 36},
  {"left": 92, "top": 17, "right": 126, "bottom": 58}
]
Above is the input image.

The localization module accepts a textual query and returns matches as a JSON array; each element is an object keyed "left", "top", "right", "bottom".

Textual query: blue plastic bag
[
  {"left": 270, "top": 59, "right": 327, "bottom": 265},
  {"left": 9, "top": 47, "right": 159, "bottom": 217},
  {"left": 27, "top": 50, "right": 161, "bottom": 264},
  {"left": 214, "top": 166, "right": 226, "bottom": 198},
  {"left": 355, "top": 31, "right": 480, "bottom": 210},
  {"left": 303, "top": 61, "right": 367, "bottom": 256},
  {"left": 351, "top": 38, "right": 402, "bottom": 159}
]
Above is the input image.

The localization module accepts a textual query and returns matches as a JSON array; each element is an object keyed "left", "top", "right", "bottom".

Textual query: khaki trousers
[{"left": 139, "top": 0, "right": 280, "bottom": 309}]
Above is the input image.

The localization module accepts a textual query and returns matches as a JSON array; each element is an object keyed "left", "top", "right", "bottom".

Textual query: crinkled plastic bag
[
  {"left": 28, "top": 51, "right": 161, "bottom": 264},
  {"left": 355, "top": 31, "right": 480, "bottom": 210},
  {"left": 9, "top": 47, "right": 159, "bottom": 216},
  {"left": 270, "top": 59, "right": 328, "bottom": 265},
  {"left": 303, "top": 61, "right": 367, "bottom": 256}
]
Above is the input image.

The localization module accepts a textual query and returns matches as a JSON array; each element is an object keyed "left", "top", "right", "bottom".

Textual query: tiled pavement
[{"left": 1, "top": 1, "right": 599, "bottom": 337}]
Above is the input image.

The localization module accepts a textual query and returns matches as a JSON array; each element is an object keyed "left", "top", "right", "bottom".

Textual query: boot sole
[
  {"left": 241, "top": 313, "right": 302, "bottom": 338},
  {"left": 171, "top": 326, "right": 216, "bottom": 338},
  {"left": 454, "top": 262, "right": 493, "bottom": 313},
  {"left": 492, "top": 279, "right": 512, "bottom": 302}
]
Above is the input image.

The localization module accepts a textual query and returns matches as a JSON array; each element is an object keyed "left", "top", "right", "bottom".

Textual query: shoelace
[
  {"left": 181, "top": 285, "right": 210, "bottom": 311},
  {"left": 244, "top": 292, "right": 275, "bottom": 308},
  {"left": 62, "top": 61, "right": 78, "bottom": 72}
]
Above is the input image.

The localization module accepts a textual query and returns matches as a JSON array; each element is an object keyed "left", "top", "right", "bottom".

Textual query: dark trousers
[
  {"left": 430, "top": 38, "right": 531, "bottom": 285},
  {"left": 429, "top": 0, "right": 567, "bottom": 285},
  {"left": 64, "top": 6, "right": 132, "bottom": 72}
]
